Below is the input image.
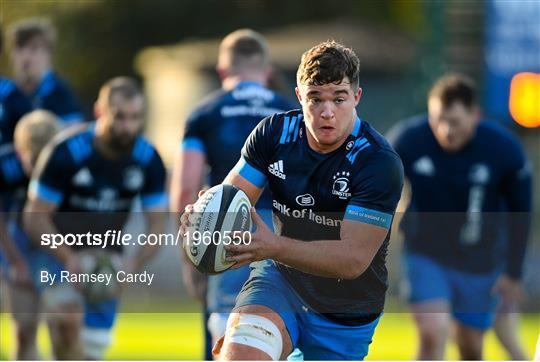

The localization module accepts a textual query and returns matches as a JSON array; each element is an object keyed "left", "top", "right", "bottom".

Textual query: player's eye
[
  {"left": 308, "top": 98, "right": 320, "bottom": 105},
  {"left": 334, "top": 98, "right": 345, "bottom": 104}
]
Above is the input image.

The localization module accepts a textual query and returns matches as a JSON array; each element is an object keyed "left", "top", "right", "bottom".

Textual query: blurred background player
[
  {"left": 387, "top": 73, "right": 532, "bottom": 360},
  {"left": 0, "top": 110, "right": 60, "bottom": 360},
  {"left": 23, "top": 77, "right": 167, "bottom": 359},
  {"left": 3, "top": 17, "right": 83, "bottom": 146},
  {"left": 169, "top": 28, "right": 293, "bottom": 358},
  {"left": 0, "top": 24, "right": 33, "bottom": 147}
]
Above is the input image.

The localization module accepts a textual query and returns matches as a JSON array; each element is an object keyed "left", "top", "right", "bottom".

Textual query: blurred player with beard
[
  {"left": 387, "top": 74, "right": 532, "bottom": 360},
  {"left": 0, "top": 110, "right": 60, "bottom": 359},
  {"left": 170, "top": 29, "right": 293, "bottom": 358},
  {"left": 23, "top": 77, "right": 167, "bottom": 359},
  {"left": 2, "top": 17, "right": 83, "bottom": 146}
]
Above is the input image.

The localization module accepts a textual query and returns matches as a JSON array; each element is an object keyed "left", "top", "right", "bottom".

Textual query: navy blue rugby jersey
[
  {"left": 234, "top": 110, "right": 404, "bottom": 322},
  {"left": 1, "top": 71, "right": 83, "bottom": 146},
  {"left": 387, "top": 116, "right": 532, "bottom": 278},
  {"left": 28, "top": 124, "right": 167, "bottom": 250},
  {"left": 181, "top": 81, "right": 293, "bottom": 209},
  {"left": 0, "top": 144, "right": 28, "bottom": 213},
  {"left": 0, "top": 77, "right": 32, "bottom": 145}
]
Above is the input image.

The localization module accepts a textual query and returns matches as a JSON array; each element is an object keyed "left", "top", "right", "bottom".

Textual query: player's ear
[
  {"left": 93, "top": 100, "right": 102, "bottom": 119},
  {"left": 354, "top": 87, "right": 362, "bottom": 105},
  {"left": 295, "top": 86, "right": 302, "bottom": 103},
  {"left": 472, "top": 105, "right": 482, "bottom": 124},
  {"left": 216, "top": 65, "right": 227, "bottom": 81}
]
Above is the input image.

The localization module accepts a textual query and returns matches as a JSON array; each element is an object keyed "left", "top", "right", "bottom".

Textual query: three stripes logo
[{"left": 268, "top": 160, "right": 286, "bottom": 179}]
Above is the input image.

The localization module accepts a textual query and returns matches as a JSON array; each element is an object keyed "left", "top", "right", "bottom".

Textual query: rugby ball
[
  {"left": 184, "top": 184, "right": 252, "bottom": 274},
  {"left": 80, "top": 252, "right": 121, "bottom": 303}
]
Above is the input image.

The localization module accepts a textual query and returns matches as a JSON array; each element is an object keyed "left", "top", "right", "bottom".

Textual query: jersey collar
[
  {"left": 351, "top": 116, "right": 362, "bottom": 137},
  {"left": 34, "top": 69, "right": 56, "bottom": 99}
]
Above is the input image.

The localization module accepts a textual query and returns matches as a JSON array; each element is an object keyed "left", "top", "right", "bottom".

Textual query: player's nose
[{"left": 320, "top": 101, "right": 334, "bottom": 119}]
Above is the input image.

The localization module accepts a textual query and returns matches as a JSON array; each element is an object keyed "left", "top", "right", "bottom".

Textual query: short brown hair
[
  {"left": 97, "top": 77, "right": 144, "bottom": 108},
  {"left": 14, "top": 110, "right": 60, "bottom": 160},
  {"left": 297, "top": 41, "right": 360, "bottom": 88},
  {"left": 428, "top": 73, "right": 477, "bottom": 109},
  {"left": 8, "top": 17, "right": 56, "bottom": 49},
  {"left": 218, "top": 29, "right": 269, "bottom": 73}
]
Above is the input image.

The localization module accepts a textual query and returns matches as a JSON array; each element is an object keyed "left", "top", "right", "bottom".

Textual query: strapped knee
[{"left": 225, "top": 314, "right": 283, "bottom": 360}]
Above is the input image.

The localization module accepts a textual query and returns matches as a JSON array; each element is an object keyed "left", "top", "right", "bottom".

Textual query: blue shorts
[
  {"left": 84, "top": 299, "right": 118, "bottom": 329},
  {"left": 405, "top": 252, "right": 500, "bottom": 331},
  {"left": 235, "top": 260, "right": 380, "bottom": 360},
  {"left": 3, "top": 221, "right": 64, "bottom": 291}
]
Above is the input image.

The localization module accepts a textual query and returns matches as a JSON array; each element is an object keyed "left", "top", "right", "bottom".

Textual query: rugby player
[
  {"left": 0, "top": 24, "right": 32, "bottom": 146},
  {"left": 387, "top": 74, "right": 532, "bottom": 360},
  {"left": 170, "top": 29, "right": 293, "bottom": 356},
  {"left": 23, "top": 77, "right": 167, "bottom": 359},
  {"left": 181, "top": 41, "right": 404, "bottom": 360},
  {"left": 3, "top": 17, "right": 83, "bottom": 146},
  {"left": 0, "top": 110, "right": 60, "bottom": 359}
]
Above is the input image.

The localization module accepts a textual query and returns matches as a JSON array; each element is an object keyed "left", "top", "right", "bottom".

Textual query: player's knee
[
  {"left": 417, "top": 316, "right": 448, "bottom": 347},
  {"left": 458, "top": 341, "right": 482, "bottom": 360},
  {"left": 15, "top": 321, "right": 38, "bottom": 348},
  {"left": 81, "top": 327, "right": 112, "bottom": 360},
  {"left": 218, "top": 314, "right": 283, "bottom": 360}
]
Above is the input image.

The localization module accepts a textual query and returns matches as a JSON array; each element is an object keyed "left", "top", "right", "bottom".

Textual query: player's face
[
  {"left": 11, "top": 37, "right": 51, "bottom": 84},
  {"left": 428, "top": 98, "right": 480, "bottom": 152},
  {"left": 296, "top": 77, "right": 362, "bottom": 152},
  {"left": 103, "top": 94, "right": 145, "bottom": 151},
  {"left": 14, "top": 147, "right": 35, "bottom": 177}
]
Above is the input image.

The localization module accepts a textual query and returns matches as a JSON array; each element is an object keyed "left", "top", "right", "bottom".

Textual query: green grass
[{"left": 1, "top": 312, "right": 538, "bottom": 360}]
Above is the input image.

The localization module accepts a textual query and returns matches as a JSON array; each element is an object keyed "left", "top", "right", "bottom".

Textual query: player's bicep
[
  {"left": 140, "top": 150, "right": 168, "bottom": 211},
  {"left": 340, "top": 218, "right": 389, "bottom": 266},
  {"left": 223, "top": 160, "right": 265, "bottom": 206}
]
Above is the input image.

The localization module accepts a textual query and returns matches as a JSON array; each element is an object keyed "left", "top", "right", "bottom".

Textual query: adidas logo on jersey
[
  {"left": 268, "top": 160, "right": 286, "bottom": 179},
  {"left": 413, "top": 156, "right": 435, "bottom": 176},
  {"left": 72, "top": 167, "right": 93, "bottom": 186}
]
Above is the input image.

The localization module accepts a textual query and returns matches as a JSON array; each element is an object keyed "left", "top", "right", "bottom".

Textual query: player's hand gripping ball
[{"left": 182, "top": 184, "right": 252, "bottom": 274}]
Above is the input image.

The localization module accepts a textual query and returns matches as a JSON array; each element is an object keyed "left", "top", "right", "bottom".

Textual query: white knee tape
[
  {"left": 226, "top": 314, "right": 283, "bottom": 360},
  {"left": 81, "top": 327, "right": 112, "bottom": 360}
]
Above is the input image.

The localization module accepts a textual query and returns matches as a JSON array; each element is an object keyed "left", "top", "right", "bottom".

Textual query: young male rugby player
[{"left": 182, "top": 41, "right": 403, "bottom": 360}]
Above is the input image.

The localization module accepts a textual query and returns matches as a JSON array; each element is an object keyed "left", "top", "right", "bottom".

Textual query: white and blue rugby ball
[{"left": 184, "top": 184, "right": 252, "bottom": 275}]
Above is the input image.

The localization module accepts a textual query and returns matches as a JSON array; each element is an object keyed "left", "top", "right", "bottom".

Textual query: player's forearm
[
  {"left": 0, "top": 221, "right": 25, "bottom": 264},
  {"left": 273, "top": 236, "right": 369, "bottom": 280},
  {"left": 506, "top": 215, "right": 531, "bottom": 279},
  {"left": 505, "top": 174, "right": 532, "bottom": 279},
  {"left": 132, "top": 210, "right": 167, "bottom": 271},
  {"left": 22, "top": 210, "right": 72, "bottom": 264}
]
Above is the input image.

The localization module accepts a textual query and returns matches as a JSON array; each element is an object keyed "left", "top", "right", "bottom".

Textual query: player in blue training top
[
  {"left": 23, "top": 77, "right": 167, "bottom": 360},
  {"left": 170, "top": 29, "right": 293, "bottom": 355},
  {"left": 0, "top": 110, "right": 61, "bottom": 360},
  {"left": 181, "top": 41, "right": 404, "bottom": 360},
  {"left": 2, "top": 17, "right": 83, "bottom": 145},
  {"left": 387, "top": 74, "right": 533, "bottom": 360},
  {"left": 0, "top": 24, "right": 32, "bottom": 146}
]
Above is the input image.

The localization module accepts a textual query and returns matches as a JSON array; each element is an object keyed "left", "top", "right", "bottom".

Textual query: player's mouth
[{"left": 319, "top": 126, "right": 336, "bottom": 135}]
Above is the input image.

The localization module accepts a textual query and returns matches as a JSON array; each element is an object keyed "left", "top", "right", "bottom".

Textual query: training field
[{"left": 0, "top": 312, "right": 538, "bottom": 360}]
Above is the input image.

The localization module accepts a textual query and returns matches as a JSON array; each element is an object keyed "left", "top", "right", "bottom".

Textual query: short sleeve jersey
[
  {"left": 235, "top": 110, "right": 404, "bottom": 322},
  {"left": 29, "top": 124, "right": 167, "bottom": 250}
]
